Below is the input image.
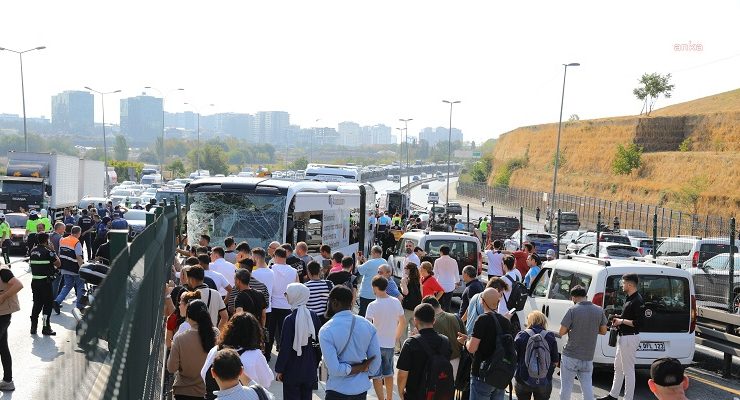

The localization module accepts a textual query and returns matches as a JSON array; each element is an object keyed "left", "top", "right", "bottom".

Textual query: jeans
[
  {"left": 82, "top": 233, "right": 94, "bottom": 260},
  {"left": 609, "top": 334, "right": 640, "bottom": 400},
  {"left": 283, "top": 382, "right": 313, "bottom": 400},
  {"left": 0, "top": 314, "right": 11, "bottom": 382},
  {"left": 559, "top": 354, "right": 594, "bottom": 400},
  {"left": 514, "top": 380, "right": 551, "bottom": 400},
  {"left": 440, "top": 291, "right": 453, "bottom": 312},
  {"left": 265, "top": 308, "right": 291, "bottom": 358},
  {"left": 55, "top": 274, "right": 86, "bottom": 308},
  {"left": 469, "top": 376, "right": 505, "bottom": 400},
  {"left": 325, "top": 390, "right": 367, "bottom": 400},
  {"left": 358, "top": 297, "right": 373, "bottom": 317}
]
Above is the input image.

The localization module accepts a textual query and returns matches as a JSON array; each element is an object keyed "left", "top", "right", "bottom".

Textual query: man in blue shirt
[
  {"left": 319, "top": 285, "right": 381, "bottom": 399},
  {"left": 378, "top": 264, "right": 402, "bottom": 300},
  {"left": 377, "top": 212, "right": 391, "bottom": 233},
  {"left": 356, "top": 246, "right": 387, "bottom": 317}
]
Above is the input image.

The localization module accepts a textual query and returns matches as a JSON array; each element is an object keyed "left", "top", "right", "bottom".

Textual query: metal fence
[
  {"left": 458, "top": 182, "right": 735, "bottom": 238},
  {"left": 44, "top": 202, "right": 179, "bottom": 399}
]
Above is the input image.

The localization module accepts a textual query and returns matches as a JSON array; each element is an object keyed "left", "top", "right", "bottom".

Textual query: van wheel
[{"left": 733, "top": 292, "right": 740, "bottom": 314}]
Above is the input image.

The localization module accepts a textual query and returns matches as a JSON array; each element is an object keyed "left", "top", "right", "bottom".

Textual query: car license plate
[{"left": 637, "top": 341, "right": 665, "bottom": 351}]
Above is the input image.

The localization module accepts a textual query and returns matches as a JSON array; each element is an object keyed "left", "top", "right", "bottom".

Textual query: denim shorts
[{"left": 372, "top": 347, "right": 395, "bottom": 378}]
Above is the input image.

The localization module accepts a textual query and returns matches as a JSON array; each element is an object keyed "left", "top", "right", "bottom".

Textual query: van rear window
[
  {"left": 604, "top": 275, "right": 691, "bottom": 333},
  {"left": 699, "top": 243, "right": 738, "bottom": 263},
  {"left": 601, "top": 235, "right": 631, "bottom": 245},
  {"left": 656, "top": 241, "right": 692, "bottom": 257}
]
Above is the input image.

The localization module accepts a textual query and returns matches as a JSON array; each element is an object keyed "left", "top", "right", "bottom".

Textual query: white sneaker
[{"left": 0, "top": 380, "right": 15, "bottom": 391}]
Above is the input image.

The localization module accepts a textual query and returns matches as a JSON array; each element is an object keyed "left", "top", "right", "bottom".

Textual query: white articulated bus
[
  {"left": 304, "top": 163, "right": 361, "bottom": 183},
  {"left": 185, "top": 178, "right": 377, "bottom": 257}
]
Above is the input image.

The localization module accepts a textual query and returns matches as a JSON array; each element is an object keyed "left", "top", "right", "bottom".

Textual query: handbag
[
  {"left": 608, "top": 326, "right": 618, "bottom": 347},
  {"left": 319, "top": 315, "right": 356, "bottom": 381}
]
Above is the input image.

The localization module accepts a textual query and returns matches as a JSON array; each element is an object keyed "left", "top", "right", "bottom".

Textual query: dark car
[
  {"left": 445, "top": 202, "right": 463, "bottom": 215},
  {"left": 599, "top": 233, "right": 631, "bottom": 245},
  {"left": 491, "top": 216, "right": 520, "bottom": 241}
]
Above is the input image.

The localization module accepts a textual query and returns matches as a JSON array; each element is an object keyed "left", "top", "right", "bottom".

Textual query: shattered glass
[{"left": 187, "top": 192, "right": 286, "bottom": 249}]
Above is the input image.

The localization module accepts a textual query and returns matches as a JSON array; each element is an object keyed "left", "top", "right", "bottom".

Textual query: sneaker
[
  {"left": 0, "top": 380, "right": 15, "bottom": 391},
  {"left": 52, "top": 301, "right": 61, "bottom": 315},
  {"left": 596, "top": 396, "right": 617, "bottom": 400}
]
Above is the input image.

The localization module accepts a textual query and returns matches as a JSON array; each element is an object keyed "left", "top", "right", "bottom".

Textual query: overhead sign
[{"left": 454, "top": 150, "right": 482, "bottom": 159}]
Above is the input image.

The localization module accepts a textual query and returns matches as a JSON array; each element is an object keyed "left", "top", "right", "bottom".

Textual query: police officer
[
  {"left": 29, "top": 232, "right": 60, "bottom": 335},
  {"left": 0, "top": 214, "right": 11, "bottom": 265},
  {"left": 77, "top": 209, "right": 95, "bottom": 260}
]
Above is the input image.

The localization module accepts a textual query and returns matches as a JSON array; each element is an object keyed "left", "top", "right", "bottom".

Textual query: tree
[
  {"left": 137, "top": 150, "right": 159, "bottom": 164},
  {"left": 289, "top": 157, "right": 308, "bottom": 171},
  {"left": 187, "top": 144, "right": 228, "bottom": 176},
  {"left": 113, "top": 135, "right": 129, "bottom": 161},
  {"left": 469, "top": 157, "right": 493, "bottom": 183},
  {"left": 167, "top": 159, "right": 186, "bottom": 178},
  {"left": 612, "top": 143, "right": 643, "bottom": 175},
  {"left": 678, "top": 176, "right": 707, "bottom": 214},
  {"left": 633, "top": 73, "right": 675, "bottom": 116}
]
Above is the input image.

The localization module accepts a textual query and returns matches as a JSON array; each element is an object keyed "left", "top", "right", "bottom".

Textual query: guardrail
[{"left": 695, "top": 306, "right": 740, "bottom": 378}]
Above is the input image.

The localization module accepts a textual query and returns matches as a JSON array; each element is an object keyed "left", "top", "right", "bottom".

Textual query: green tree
[
  {"left": 83, "top": 147, "right": 106, "bottom": 161},
  {"left": 289, "top": 157, "right": 309, "bottom": 171},
  {"left": 113, "top": 135, "right": 129, "bottom": 161},
  {"left": 612, "top": 143, "right": 643, "bottom": 175},
  {"left": 138, "top": 150, "right": 159, "bottom": 164},
  {"left": 109, "top": 160, "right": 144, "bottom": 181},
  {"left": 469, "top": 157, "right": 493, "bottom": 183},
  {"left": 167, "top": 159, "right": 186, "bottom": 178},
  {"left": 188, "top": 144, "right": 228, "bottom": 175},
  {"left": 633, "top": 72, "right": 675, "bottom": 115},
  {"left": 550, "top": 150, "right": 567, "bottom": 169}
]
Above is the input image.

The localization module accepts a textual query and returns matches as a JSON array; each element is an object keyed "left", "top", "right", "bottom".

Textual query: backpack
[
  {"left": 414, "top": 336, "right": 455, "bottom": 400},
  {"left": 504, "top": 274, "right": 528, "bottom": 311},
  {"left": 476, "top": 312, "right": 517, "bottom": 390},
  {"left": 341, "top": 273, "right": 356, "bottom": 290},
  {"left": 523, "top": 329, "right": 552, "bottom": 386},
  {"left": 205, "top": 347, "right": 248, "bottom": 400}
]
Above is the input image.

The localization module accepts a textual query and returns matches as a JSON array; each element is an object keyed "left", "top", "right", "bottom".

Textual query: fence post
[
  {"left": 467, "top": 204, "right": 470, "bottom": 228},
  {"left": 652, "top": 213, "right": 658, "bottom": 260},
  {"left": 631, "top": 202, "right": 636, "bottom": 230},
  {"left": 668, "top": 210, "right": 673, "bottom": 237},
  {"left": 596, "top": 212, "right": 601, "bottom": 258},
  {"left": 728, "top": 217, "right": 735, "bottom": 314},
  {"left": 557, "top": 209, "right": 561, "bottom": 259},
  {"left": 678, "top": 211, "right": 683, "bottom": 236},
  {"left": 519, "top": 207, "right": 524, "bottom": 249},
  {"left": 660, "top": 208, "right": 665, "bottom": 237}
]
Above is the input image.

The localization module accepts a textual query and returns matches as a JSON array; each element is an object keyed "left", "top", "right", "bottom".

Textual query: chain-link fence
[{"left": 44, "top": 202, "right": 179, "bottom": 399}]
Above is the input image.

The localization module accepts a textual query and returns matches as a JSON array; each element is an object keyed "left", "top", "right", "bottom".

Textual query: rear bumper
[{"left": 594, "top": 356, "right": 695, "bottom": 369}]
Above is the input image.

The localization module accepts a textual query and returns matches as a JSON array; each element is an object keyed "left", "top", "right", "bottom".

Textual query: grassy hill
[{"left": 487, "top": 88, "right": 740, "bottom": 217}]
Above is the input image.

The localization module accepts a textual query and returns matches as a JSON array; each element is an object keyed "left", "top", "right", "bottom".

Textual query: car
[
  {"left": 108, "top": 195, "right": 128, "bottom": 207},
  {"left": 566, "top": 232, "right": 630, "bottom": 254},
  {"left": 655, "top": 237, "right": 738, "bottom": 269},
  {"left": 618, "top": 229, "right": 649, "bottom": 238},
  {"left": 412, "top": 175, "right": 420, "bottom": 182},
  {"left": 490, "top": 216, "right": 521, "bottom": 242},
  {"left": 110, "top": 188, "right": 139, "bottom": 198},
  {"left": 523, "top": 255, "right": 697, "bottom": 367},
  {"left": 123, "top": 209, "right": 151, "bottom": 239},
  {"left": 545, "top": 211, "right": 580, "bottom": 233},
  {"left": 686, "top": 253, "right": 740, "bottom": 312},
  {"left": 427, "top": 192, "right": 440, "bottom": 204},
  {"left": 4, "top": 212, "right": 28, "bottom": 253},
  {"left": 388, "top": 231, "right": 482, "bottom": 283},
  {"left": 421, "top": 183, "right": 430, "bottom": 189},
  {"left": 629, "top": 237, "right": 664, "bottom": 256},
  {"left": 576, "top": 242, "right": 642, "bottom": 259},
  {"left": 445, "top": 202, "right": 463, "bottom": 216},
  {"left": 519, "top": 232, "right": 557, "bottom": 257},
  {"left": 79, "top": 196, "right": 108, "bottom": 211},
  {"left": 558, "top": 230, "right": 584, "bottom": 253}
]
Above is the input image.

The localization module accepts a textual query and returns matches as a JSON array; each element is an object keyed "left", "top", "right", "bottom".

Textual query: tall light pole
[
  {"left": 184, "top": 102, "right": 214, "bottom": 176},
  {"left": 549, "top": 62, "right": 580, "bottom": 233},
  {"left": 396, "top": 127, "right": 404, "bottom": 190},
  {"left": 0, "top": 46, "right": 46, "bottom": 152},
  {"left": 144, "top": 86, "right": 184, "bottom": 178},
  {"left": 85, "top": 87, "right": 121, "bottom": 196},
  {"left": 399, "top": 118, "right": 413, "bottom": 186},
  {"left": 442, "top": 100, "right": 460, "bottom": 206}
]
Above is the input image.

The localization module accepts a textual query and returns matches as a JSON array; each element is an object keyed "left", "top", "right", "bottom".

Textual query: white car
[
  {"left": 427, "top": 191, "right": 440, "bottom": 204},
  {"left": 524, "top": 255, "right": 696, "bottom": 367},
  {"left": 686, "top": 253, "right": 740, "bottom": 312},
  {"left": 656, "top": 237, "right": 738, "bottom": 269},
  {"left": 575, "top": 242, "right": 641, "bottom": 259}
]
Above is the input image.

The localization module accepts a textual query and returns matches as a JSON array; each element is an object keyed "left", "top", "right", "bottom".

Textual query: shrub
[
  {"left": 612, "top": 143, "right": 643, "bottom": 175},
  {"left": 678, "top": 137, "right": 691, "bottom": 152}
]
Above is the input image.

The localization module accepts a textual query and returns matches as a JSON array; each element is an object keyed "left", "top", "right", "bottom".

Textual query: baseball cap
[
  {"left": 650, "top": 357, "right": 685, "bottom": 387},
  {"left": 0, "top": 213, "right": 5, "bottom": 218},
  {"left": 30, "top": 210, "right": 38, "bottom": 216},
  {"left": 546, "top": 249, "right": 556, "bottom": 257}
]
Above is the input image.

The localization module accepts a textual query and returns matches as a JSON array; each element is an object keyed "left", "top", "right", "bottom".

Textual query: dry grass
[{"left": 652, "top": 88, "right": 740, "bottom": 116}]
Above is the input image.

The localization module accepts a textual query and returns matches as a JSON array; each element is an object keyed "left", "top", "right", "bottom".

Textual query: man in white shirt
[
  {"left": 265, "top": 247, "right": 298, "bottom": 358},
  {"left": 402, "top": 240, "right": 420, "bottom": 275},
  {"left": 484, "top": 240, "right": 505, "bottom": 278},
  {"left": 365, "top": 275, "right": 405, "bottom": 400},
  {"left": 198, "top": 254, "right": 232, "bottom": 298},
  {"left": 209, "top": 246, "right": 236, "bottom": 287},
  {"left": 500, "top": 255, "right": 522, "bottom": 330},
  {"left": 433, "top": 245, "right": 460, "bottom": 312}
]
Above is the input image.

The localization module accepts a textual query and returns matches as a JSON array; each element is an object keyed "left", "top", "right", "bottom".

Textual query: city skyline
[{"left": 0, "top": 1, "right": 738, "bottom": 143}]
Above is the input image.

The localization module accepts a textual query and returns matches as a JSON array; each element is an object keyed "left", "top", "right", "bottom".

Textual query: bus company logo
[
  {"left": 328, "top": 196, "right": 345, "bottom": 206},
  {"left": 644, "top": 309, "right": 653, "bottom": 318},
  {"left": 673, "top": 41, "right": 703, "bottom": 51}
]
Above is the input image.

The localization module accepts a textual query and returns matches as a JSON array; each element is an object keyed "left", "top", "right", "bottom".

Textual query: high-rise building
[
  {"left": 51, "top": 90, "right": 94, "bottom": 135},
  {"left": 338, "top": 121, "right": 362, "bottom": 147},
  {"left": 362, "top": 124, "right": 393, "bottom": 145},
  {"left": 253, "top": 111, "right": 289, "bottom": 143},
  {"left": 314, "top": 127, "right": 340, "bottom": 146},
  {"left": 120, "top": 94, "right": 163, "bottom": 143},
  {"left": 215, "top": 113, "right": 254, "bottom": 139},
  {"left": 419, "top": 126, "right": 463, "bottom": 146}
]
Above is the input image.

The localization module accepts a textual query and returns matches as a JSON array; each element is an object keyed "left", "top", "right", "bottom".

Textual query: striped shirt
[
  {"left": 304, "top": 279, "right": 333, "bottom": 315},
  {"left": 229, "top": 278, "right": 271, "bottom": 315}
]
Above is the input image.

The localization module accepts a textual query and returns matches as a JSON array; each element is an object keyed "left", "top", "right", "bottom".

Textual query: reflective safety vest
[
  {"left": 29, "top": 245, "right": 56, "bottom": 278},
  {"left": 59, "top": 235, "right": 81, "bottom": 274}
]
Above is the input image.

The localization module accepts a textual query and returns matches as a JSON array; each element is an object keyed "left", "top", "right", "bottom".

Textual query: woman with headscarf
[{"left": 275, "top": 283, "right": 321, "bottom": 400}]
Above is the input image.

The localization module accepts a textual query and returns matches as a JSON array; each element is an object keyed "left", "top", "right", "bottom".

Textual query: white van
[{"left": 522, "top": 255, "right": 696, "bottom": 367}]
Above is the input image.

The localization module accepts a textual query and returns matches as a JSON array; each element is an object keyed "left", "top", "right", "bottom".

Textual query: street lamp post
[
  {"left": 0, "top": 46, "right": 46, "bottom": 152},
  {"left": 399, "top": 118, "right": 413, "bottom": 186},
  {"left": 549, "top": 62, "right": 580, "bottom": 233},
  {"left": 442, "top": 100, "right": 460, "bottom": 206},
  {"left": 144, "top": 86, "right": 184, "bottom": 178},
  {"left": 84, "top": 87, "right": 121, "bottom": 196},
  {"left": 396, "top": 127, "right": 404, "bottom": 191},
  {"left": 184, "top": 102, "right": 214, "bottom": 175}
]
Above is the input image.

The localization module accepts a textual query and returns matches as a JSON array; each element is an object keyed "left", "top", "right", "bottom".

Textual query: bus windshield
[{"left": 187, "top": 191, "right": 286, "bottom": 249}]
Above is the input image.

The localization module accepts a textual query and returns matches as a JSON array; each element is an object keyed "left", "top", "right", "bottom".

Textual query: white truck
[
  {"left": 0, "top": 151, "right": 104, "bottom": 217},
  {"left": 79, "top": 158, "right": 106, "bottom": 200}
]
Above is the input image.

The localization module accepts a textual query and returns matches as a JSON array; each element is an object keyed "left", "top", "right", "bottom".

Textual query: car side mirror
[
  {"left": 571, "top": 240, "right": 576, "bottom": 244},
  {"left": 45, "top": 184, "right": 52, "bottom": 196}
]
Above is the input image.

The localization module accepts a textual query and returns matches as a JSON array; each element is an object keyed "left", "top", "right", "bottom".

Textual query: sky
[{"left": 1, "top": 0, "right": 738, "bottom": 143}]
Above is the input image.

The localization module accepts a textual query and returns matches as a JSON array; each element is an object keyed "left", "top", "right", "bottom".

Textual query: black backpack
[
  {"left": 413, "top": 336, "right": 455, "bottom": 400},
  {"left": 504, "top": 274, "right": 528, "bottom": 311},
  {"left": 476, "top": 312, "right": 517, "bottom": 390},
  {"left": 204, "top": 347, "right": 248, "bottom": 400}
]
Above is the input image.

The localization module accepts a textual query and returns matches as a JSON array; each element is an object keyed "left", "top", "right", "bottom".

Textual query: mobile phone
[{"left": 508, "top": 308, "right": 517, "bottom": 315}]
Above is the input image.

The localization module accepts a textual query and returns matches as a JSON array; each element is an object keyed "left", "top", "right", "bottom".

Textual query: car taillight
[
  {"left": 477, "top": 252, "right": 482, "bottom": 276},
  {"left": 690, "top": 294, "right": 696, "bottom": 333},
  {"left": 592, "top": 292, "right": 604, "bottom": 307},
  {"left": 692, "top": 251, "right": 699, "bottom": 268},
  {"left": 638, "top": 247, "right": 645, "bottom": 256}
]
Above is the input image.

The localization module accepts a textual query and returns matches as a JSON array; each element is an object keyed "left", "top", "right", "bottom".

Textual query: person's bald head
[{"left": 481, "top": 288, "right": 501, "bottom": 312}]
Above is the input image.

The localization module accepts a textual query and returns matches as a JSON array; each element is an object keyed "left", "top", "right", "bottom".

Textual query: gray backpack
[{"left": 524, "top": 329, "right": 552, "bottom": 385}]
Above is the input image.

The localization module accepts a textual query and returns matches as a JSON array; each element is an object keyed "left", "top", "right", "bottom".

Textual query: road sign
[{"left": 454, "top": 150, "right": 482, "bottom": 159}]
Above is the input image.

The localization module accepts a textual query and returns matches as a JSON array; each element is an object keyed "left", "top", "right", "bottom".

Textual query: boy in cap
[{"left": 648, "top": 358, "right": 689, "bottom": 400}]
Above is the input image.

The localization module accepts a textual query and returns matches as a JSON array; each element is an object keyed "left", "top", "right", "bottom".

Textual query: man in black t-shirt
[
  {"left": 233, "top": 268, "right": 267, "bottom": 326},
  {"left": 397, "top": 303, "right": 451, "bottom": 400},
  {"left": 457, "top": 288, "right": 513, "bottom": 399},
  {"left": 326, "top": 256, "right": 356, "bottom": 297},
  {"left": 282, "top": 243, "right": 307, "bottom": 283}
]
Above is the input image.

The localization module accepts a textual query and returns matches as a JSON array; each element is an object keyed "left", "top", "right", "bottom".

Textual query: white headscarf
[{"left": 286, "top": 283, "right": 315, "bottom": 356}]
